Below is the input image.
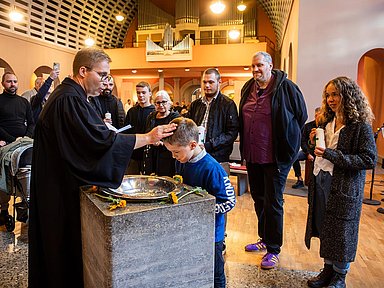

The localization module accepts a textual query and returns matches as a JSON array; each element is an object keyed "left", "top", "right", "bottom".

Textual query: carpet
[
  {"left": 226, "top": 261, "right": 316, "bottom": 288},
  {"left": 283, "top": 178, "right": 308, "bottom": 198}
]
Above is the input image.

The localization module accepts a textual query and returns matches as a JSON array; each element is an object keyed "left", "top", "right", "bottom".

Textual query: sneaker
[
  {"left": 244, "top": 239, "right": 267, "bottom": 252},
  {"left": 261, "top": 252, "right": 279, "bottom": 269},
  {"left": 292, "top": 180, "right": 304, "bottom": 189}
]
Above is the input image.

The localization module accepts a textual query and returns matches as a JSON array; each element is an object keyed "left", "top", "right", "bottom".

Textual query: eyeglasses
[
  {"left": 84, "top": 66, "right": 109, "bottom": 82},
  {"left": 155, "top": 100, "right": 168, "bottom": 106}
]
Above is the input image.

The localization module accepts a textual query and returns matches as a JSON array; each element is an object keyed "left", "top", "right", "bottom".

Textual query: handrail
[{"left": 123, "top": 35, "right": 276, "bottom": 50}]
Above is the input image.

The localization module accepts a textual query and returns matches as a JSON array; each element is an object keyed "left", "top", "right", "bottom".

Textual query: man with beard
[
  {"left": 91, "top": 75, "right": 125, "bottom": 129},
  {"left": 0, "top": 72, "right": 34, "bottom": 225},
  {"left": 187, "top": 68, "right": 239, "bottom": 175},
  {"left": 241, "top": 51, "right": 307, "bottom": 269}
]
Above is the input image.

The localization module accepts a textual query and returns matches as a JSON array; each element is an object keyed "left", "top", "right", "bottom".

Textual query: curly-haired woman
[{"left": 305, "top": 77, "right": 376, "bottom": 288}]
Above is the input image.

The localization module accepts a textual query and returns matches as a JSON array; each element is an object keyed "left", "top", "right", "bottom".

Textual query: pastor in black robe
[{"left": 28, "top": 77, "right": 136, "bottom": 288}]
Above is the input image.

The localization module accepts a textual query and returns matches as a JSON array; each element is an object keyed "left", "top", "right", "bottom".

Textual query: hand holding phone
[{"left": 53, "top": 62, "right": 60, "bottom": 71}]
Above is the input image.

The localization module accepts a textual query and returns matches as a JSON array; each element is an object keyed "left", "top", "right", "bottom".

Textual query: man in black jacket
[
  {"left": 124, "top": 81, "right": 155, "bottom": 174},
  {"left": 240, "top": 51, "right": 307, "bottom": 269},
  {"left": 31, "top": 68, "right": 60, "bottom": 123},
  {"left": 186, "top": 68, "right": 239, "bottom": 170}
]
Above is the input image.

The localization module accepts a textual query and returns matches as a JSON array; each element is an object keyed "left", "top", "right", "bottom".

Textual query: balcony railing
[{"left": 125, "top": 35, "right": 275, "bottom": 52}]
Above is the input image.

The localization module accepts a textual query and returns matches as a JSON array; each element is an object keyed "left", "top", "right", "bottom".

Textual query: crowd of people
[{"left": 0, "top": 48, "right": 378, "bottom": 288}]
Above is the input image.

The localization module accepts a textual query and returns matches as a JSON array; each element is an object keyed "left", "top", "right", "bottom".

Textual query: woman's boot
[
  {"left": 307, "top": 264, "right": 335, "bottom": 288},
  {"left": 327, "top": 272, "right": 346, "bottom": 288}
]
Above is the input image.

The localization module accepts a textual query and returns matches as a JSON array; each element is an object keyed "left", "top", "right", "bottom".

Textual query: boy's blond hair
[{"left": 163, "top": 117, "right": 199, "bottom": 146}]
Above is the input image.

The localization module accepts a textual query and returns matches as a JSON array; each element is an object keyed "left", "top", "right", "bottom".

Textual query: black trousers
[
  {"left": 292, "top": 150, "right": 306, "bottom": 178},
  {"left": 246, "top": 162, "right": 290, "bottom": 254}
]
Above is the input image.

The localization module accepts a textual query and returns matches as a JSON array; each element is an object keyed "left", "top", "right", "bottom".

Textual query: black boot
[
  {"left": 327, "top": 272, "right": 346, "bottom": 288},
  {"left": 0, "top": 209, "right": 9, "bottom": 226},
  {"left": 307, "top": 264, "right": 335, "bottom": 288}
]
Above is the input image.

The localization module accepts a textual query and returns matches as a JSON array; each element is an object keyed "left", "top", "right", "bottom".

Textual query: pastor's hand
[
  {"left": 148, "top": 123, "right": 177, "bottom": 144},
  {"left": 134, "top": 123, "right": 177, "bottom": 149}
]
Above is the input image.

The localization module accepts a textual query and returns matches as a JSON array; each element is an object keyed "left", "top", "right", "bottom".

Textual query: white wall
[{"left": 296, "top": 0, "right": 384, "bottom": 120}]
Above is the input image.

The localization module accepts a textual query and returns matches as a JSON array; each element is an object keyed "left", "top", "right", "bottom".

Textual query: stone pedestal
[{"left": 80, "top": 189, "right": 216, "bottom": 288}]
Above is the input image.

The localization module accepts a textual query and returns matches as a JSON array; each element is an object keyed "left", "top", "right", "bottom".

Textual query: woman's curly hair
[{"left": 318, "top": 76, "right": 374, "bottom": 126}]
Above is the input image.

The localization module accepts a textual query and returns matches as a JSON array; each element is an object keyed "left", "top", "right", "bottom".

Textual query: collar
[
  {"left": 202, "top": 91, "right": 219, "bottom": 105},
  {"left": 1, "top": 91, "right": 18, "bottom": 97},
  {"left": 188, "top": 148, "right": 206, "bottom": 163}
]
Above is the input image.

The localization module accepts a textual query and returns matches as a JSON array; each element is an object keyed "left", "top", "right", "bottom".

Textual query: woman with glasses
[
  {"left": 143, "top": 90, "right": 180, "bottom": 176},
  {"left": 305, "top": 77, "right": 376, "bottom": 288}
]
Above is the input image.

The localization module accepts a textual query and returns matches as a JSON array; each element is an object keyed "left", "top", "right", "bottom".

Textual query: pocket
[{"left": 327, "top": 193, "right": 359, "bottom": 220}]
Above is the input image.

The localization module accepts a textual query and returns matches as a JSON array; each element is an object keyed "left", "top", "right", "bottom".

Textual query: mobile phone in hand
[{"left": 53, "top": 62, "right": 60, "bottom": 71}]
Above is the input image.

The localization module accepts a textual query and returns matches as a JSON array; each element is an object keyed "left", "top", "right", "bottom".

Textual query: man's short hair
[
  {"left": 163, "top": 117, "right": 199, "bottom": 146},
  {"left": 253, "top": 51, "right": 273, "bottom": 64},
  {"left": 1, "top": 72, "right": 16, "bottom": 83},
  {"left": 72, "top": 48, "right": 111, "bottom": 76},
  {"left": 203, "top": 68, "right": 221, "bottom": 80},
  {"left": 136, "top": 81, "right": 151, "bottom": 92}
]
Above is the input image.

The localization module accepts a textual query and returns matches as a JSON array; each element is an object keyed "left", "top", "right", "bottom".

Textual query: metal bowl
[{"left": 101, "top": 175, "right": 183, "bottom": 201}]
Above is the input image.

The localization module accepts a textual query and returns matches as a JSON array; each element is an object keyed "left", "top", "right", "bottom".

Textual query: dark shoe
[
  {"left": 0, "top": 210, "right": 9, "bottom": 226},
  {"left": 292, "top": 180, "right": 304, "bottom": 189},
  {"left": 327, "top": 272, "right": 346, "bottom": 288},
  {"left": 307, "top": 264, "right": 335, "bottom": 288},
  {"left": 378, "top": 207, "right": 384, "bottom": 214}
]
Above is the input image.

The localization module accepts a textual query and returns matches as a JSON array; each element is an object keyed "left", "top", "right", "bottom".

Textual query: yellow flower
[
  {"left": 95, "top": 193, "right": 127, "bottom": 210},
  {"left": 86, "top": 185, "right": 98, "bottom": 193},
  {"left": 117, "top": 200, "right": 126, "bottom": 208},
  {"left": 173, "top": 175, "right": 183, "bottom": 184},
  {"left": 170, "top": 192, "right": 179, "bottom": 204}
]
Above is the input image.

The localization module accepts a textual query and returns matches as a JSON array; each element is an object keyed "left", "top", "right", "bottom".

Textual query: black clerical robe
[{"left": 28, "top": 77, "right": 136, "bottom": 288}]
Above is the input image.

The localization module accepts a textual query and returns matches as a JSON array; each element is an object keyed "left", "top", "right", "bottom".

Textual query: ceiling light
[
  {"left": 237, "top": 3, "right": 246, "bottom": 12},
  {"left": 243, "top": 67, "right": 250, "bottom": 71},
  {"left": 185, "top": 68, "right": 190, "bottom": 72},
  {"left": 9, "top": 8, "right": 23, "bottom": 22},
  {"left": 115, "top": 13, "right": 124, "bottom": 22},
  {"left": 210, "top": 1, "right": 225, "bottom": 14},
  {"left": 132, "top": 69, "right": 137, "bottom": 74},
  {"left": 84, "top": 37, "right": 95, "bottom": 47},
  {"left": 228, "top": 29, "right": 240, "bottom": 40},
  {"left": 158, "top": 69, "right": 163, "bottom": 73}
]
